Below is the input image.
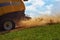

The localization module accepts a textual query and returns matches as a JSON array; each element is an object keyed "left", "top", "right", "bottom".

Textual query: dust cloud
[{"left": 17, "top": 15, "right": 60, "bottom": 28}]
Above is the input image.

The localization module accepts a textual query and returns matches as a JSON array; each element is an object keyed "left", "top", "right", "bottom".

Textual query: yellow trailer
[{"left": 0, "top": 0, "right": 28, "bottom": 31}]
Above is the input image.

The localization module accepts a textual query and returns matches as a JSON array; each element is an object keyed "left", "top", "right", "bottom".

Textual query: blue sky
[{"left": 24, "top": 0, "right": 60, "bottom": 18}]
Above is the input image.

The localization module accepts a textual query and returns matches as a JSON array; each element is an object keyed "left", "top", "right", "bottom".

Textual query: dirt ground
[
  {"left": 0, "top": 16, "right": 60, "bottom": 34},
  {"left": 16, "top": 16, "right": 60, "bottom": 28}
]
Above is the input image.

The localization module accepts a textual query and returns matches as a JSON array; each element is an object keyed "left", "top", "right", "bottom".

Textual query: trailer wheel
[{"left": 2, "top": 20, "right": 15, "bottom": 31}]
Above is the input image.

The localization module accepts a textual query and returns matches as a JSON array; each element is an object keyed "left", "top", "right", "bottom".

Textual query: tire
[{"left": 1, "top": 19, "right": 15, "bottom": 31}]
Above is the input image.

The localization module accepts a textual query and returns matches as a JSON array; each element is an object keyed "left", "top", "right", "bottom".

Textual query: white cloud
[
  {"left": 24, "top": 0, "right": 46, "bottom": 18},
  {"left": 24, "top": 0, "right": 45, "bottom": 6},
  {"left": 24, "top": 0, "right": 54, "bottom": 18},
  {"left": 26, "top": 6, "right": 36, "bottom": 11},
  {"left": 46, "top": 4, "right": 53, "bottom": 10},
  {"left": 39, "top": 11, "right": 51, "bottom": 15},
  {"left": 32, "top": 0, "right": 45, "bottom": 7},
  {"left": 38, "top": 4, "right": 53, "bottom": 15},
  {"left": 44, "top": 4, "right": 53, "bottom": 15}
]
